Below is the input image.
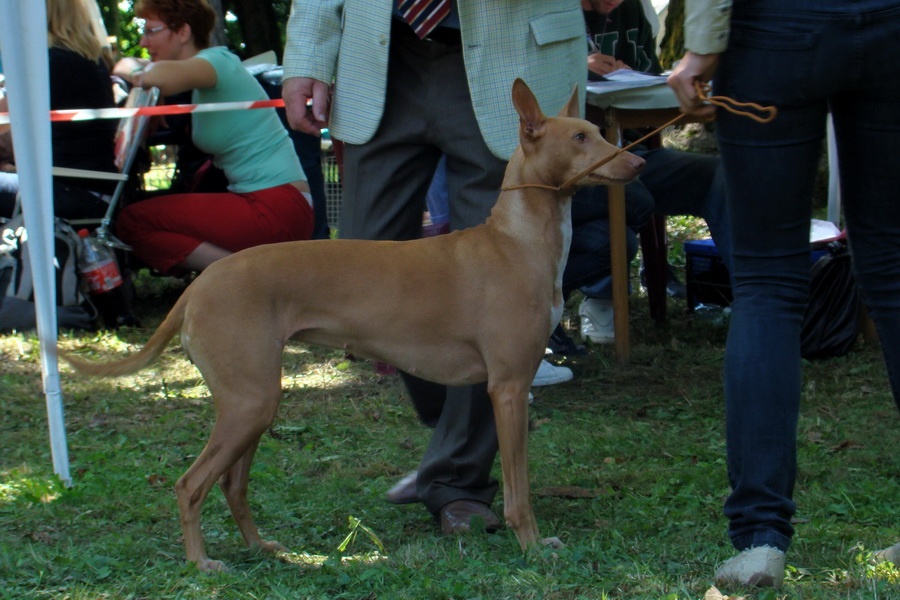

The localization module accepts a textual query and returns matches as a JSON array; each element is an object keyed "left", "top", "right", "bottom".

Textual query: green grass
[
  {"left": 142, "top": 145, "right": 177, "bottom": 192},
  {"left": 1, "top": 245, "right": 899, "bottom": 599}
]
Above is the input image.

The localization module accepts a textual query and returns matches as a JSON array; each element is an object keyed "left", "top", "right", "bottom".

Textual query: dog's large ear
[
  {"left": 512, "top": 78, "right": 546, "bottom": 139},
  {"left": 557, "top": 84, "right": 581, "bottom": 119}
]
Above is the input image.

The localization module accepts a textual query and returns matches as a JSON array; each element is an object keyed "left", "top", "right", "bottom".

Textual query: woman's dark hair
[{"left": 135, "top": 0, "right": 217, "bottom": 48}]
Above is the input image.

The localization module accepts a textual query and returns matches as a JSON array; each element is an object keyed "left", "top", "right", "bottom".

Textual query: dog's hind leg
[
  {"left": 175, "top": 377, "right": 282, "bottom": 571},
  {"left": 176, "top": 410, "right": 276, "bottom": 571},
  {"left": 219, "top": 438, "right": 288, "bottom": 555}
]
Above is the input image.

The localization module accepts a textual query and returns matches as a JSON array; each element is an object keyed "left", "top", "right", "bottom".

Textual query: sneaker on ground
[
  {"left": 714, "top": 546, "right": 786, "bottom": 589},
  {"left": 579, "top": 298, "right": 615, "bottom": 344},
  {"left": 532, "top": 359, "right": 573, "bottom": 387}
]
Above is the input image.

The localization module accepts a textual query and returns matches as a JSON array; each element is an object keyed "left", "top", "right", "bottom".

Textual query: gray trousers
[{"left": 340, "top": 21, "right": 507, "bottom": 513}]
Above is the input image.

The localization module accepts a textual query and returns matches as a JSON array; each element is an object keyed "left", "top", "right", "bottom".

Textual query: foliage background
[
  {"left": 97, "top": 0, "right": 293, "bottom": 62},
  {"left": 97, "top": 0, "right": 689, "bottom": 67}
]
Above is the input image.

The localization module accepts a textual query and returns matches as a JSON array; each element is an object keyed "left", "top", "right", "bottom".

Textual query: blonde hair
[{"left": 46, "top": 0, "right": 104, "bottom": 61}]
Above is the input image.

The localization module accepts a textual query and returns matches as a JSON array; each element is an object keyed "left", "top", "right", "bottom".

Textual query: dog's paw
[
  {"left": 196, "top": 558, "right": 228, "bottom": 572},
  {"left": 258, "top": 539, "right": 289, "bottom": 554},
  {"left": 540, "top": 536, "right": 565, "bottom": 549}
]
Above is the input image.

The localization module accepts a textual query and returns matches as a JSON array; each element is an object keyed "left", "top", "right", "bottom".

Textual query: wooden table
[{"left": 584, "top": 81, "right": 686, "bottom": 365}]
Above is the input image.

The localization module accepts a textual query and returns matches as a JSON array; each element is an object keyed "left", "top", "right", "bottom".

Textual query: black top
[
  {"left": 584, "top": 0, "right": 663, "bottom": 79},
  {"left": 49, "top": 47, "right": 118, "bottom": 193}
]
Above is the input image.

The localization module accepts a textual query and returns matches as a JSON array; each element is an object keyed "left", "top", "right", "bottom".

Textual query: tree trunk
[
  {"left": 659, "top": 0, "right": 684, "bottom": 70},
  {"left": 225, "top": 0, "right": 283, "bottom": 62},
  {"left": 95, "top": 0, "right": 119, "bottom": 43},
  {"left": 207, "top": 0, "right": 229, "bottom": 48}
]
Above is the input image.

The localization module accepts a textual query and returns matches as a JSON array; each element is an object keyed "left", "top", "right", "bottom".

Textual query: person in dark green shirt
[{"left": 584, "top": 0, "right": 662, "bottom": 77}]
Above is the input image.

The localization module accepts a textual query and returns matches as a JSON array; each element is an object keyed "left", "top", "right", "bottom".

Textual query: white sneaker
[
  {"left": 714, "top": 546, "right": 786, "bottom": 589},
  {"left": 874, "top": 541, "right": 900, "bottom": 567},
  {"left": 579, "top": 298, "right": 615, "bottom": 344},
  {"left": 532, "top": 360, "right": 573, "bottom": 387}
]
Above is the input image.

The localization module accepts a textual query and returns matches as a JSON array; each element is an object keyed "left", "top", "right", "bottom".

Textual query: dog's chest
[{"left": 550, "top": 202, "right": 573, "bottom": 328}]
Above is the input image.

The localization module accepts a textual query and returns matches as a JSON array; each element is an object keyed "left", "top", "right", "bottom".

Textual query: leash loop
[{"left": 694, "top": 81, "right": 777, "bottom": 124}]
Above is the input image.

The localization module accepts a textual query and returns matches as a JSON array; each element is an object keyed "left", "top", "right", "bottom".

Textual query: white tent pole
[{"left": 0, "top": 0, "right": 72, "bottom": 486}]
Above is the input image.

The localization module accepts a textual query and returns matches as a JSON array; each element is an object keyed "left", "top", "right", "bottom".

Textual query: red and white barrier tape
[{"left": 0, "top": 98, "right": 285, "bottom": 125}]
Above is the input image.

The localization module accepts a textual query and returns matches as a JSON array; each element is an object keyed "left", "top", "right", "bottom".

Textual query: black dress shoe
[
  {"left": 547, "top": 323, "right": 586, "bottom": 356},
  {"left": 438, "top": 500, "right": 502, "bottom": 534},
  {"left": 640, "top": 263, "right": 687, "bottom": 299}
]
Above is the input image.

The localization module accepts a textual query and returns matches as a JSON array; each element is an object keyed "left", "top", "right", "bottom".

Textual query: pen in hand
[{"left": 586, "top": 33, "right": 624, "bottom": 76}]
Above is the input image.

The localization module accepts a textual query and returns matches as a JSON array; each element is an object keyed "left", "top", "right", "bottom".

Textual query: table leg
[
  {"left": 603, "top": 111, "right": 630, "bottom": 365},
  {"left": 607, "top": 183, "right": 630, "bottom": 365}
]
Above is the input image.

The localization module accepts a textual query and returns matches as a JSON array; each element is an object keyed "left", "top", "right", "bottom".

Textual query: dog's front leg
[{"left": 489, "top": 379, "right": 541, "bottom": 550}]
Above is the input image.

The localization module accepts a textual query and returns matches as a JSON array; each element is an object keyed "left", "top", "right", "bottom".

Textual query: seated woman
[
  {"left": 0, "top": 0, "right": 118, "bottom": 221},
  {"left": 118, "top": 0, "right": 314, "bottom": 274}
]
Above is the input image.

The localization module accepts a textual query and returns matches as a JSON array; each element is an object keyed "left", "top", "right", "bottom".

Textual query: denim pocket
[
  {"left": 731, "top": 26, "right": 817, "bottom": 52},
  {"left": 719, "top": 24, "right": 820, "bottom": 109}
]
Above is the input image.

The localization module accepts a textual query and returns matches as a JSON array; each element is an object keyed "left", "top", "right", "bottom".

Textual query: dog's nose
[{"left": 628, "top": 154, "right": 646, "bottom": 172}]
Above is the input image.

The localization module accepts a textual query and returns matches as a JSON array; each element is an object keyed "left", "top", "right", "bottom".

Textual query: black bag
[
  {"left": 0, "top": 215, "right": 96, "bottom": 332},
  {"left": 801, "top": 241, "right": 860, "bottom": 359}
]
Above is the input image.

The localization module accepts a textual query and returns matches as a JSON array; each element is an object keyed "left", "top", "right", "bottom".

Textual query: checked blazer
[{"left": 283, "top": 0, "right": 586, "bottom": 160}]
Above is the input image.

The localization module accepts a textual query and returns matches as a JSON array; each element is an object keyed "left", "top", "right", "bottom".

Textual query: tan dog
[{"left": 63, "top": 79, "right": 644, "bottom": 571}]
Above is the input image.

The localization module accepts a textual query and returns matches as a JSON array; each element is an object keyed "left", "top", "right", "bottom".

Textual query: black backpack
[
  {"left": 0, "top": 214, "right": 96, "bottom": 332},
  {"left": 801, "top": 240, "right": 860, "bottom": 359}
]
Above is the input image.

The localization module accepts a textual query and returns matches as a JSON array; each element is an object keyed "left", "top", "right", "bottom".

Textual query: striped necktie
[{"left": 397, "top": 0, "right": 451, "bottom": 39}]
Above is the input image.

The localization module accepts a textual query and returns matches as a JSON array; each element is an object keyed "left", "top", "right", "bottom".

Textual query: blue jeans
[
  {"left": 715, "top": 0, "right": 900, "bottom": 552},
  {"left": 425, "top": 155, "right": 450, "bottom": 226},
  {"left": 563, "top": 146, "right": 730, "bottom": 300},
  {"left": 564, "top": 178, "right": 650, "bottom": 300}
]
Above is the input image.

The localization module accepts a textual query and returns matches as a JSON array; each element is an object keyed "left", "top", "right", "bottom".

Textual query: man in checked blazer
[{"left": 282, "top": 0, "right": 585, "bottom": 533}]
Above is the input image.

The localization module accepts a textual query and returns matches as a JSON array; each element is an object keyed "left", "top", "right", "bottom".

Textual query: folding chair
[{"left": 63, "top": 86, "right": 160, "bottom": 249}]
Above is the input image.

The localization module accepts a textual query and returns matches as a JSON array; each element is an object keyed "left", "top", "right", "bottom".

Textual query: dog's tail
[{"left": 62, "top": 290, "right": 188, "bottom": 378}]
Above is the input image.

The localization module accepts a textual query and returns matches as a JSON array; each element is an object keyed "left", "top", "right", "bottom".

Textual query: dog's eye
[{"left": 574, "top": 132, "right": 586, "bottom": 142}]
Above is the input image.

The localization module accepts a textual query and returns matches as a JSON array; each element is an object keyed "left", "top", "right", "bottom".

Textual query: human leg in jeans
[
  {"left": 638, "top": 147, "right": 731, "bottom": 271},
  {"left": 563, "top": 147, "right": 729, "bottom": 314},
  {"left": 712, "top": 0, "right": 900, "bottom": 586},
  {"left": 562, "top": 183, "right": 651, "bottom": 343},
  {"left": 563, "top": 183, "right": 652, "bottom": 297}
]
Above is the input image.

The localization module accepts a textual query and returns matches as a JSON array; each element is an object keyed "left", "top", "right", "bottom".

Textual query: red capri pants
[{"left": 117, "top": 183, "right": 314, "bottom": 274}]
